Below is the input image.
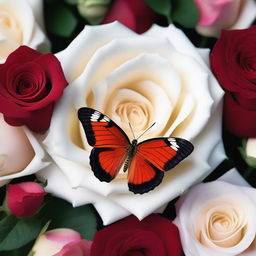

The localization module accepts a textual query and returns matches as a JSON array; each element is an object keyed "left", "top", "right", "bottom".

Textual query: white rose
[
  {"left": 0, "top": 0, "right": 49, "bottom": 62},
  {"left": 174, "top": 169, "right": 256, "bottom": 256},
  {"left": 0, "top": 113, "right": 49, "bottom": 185},
  {"left": 38, "top": 22, "right": 225, "bottom": 224}
]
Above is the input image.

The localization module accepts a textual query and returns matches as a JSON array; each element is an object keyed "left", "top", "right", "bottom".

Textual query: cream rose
[
  {"left": 174, "top": 169, "right": 256, "bottom": 256},
  {"left": 195, "top": 0, "right": 256, "bottom": 37},
  {"left": 0, "top": 113, "right": 49, "bottom": 185},
  {"left": 0, "top": 0, "right": 49, "bottom": 62},
  {"left": 38, "top": 22, "right": 225, "bottom": 224}
]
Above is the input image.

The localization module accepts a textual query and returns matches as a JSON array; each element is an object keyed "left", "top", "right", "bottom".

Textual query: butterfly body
[
  {"left": 123, "top": 139, "right": 138, "bottom": 173},
  {"left": 78, "top": 107, "right": 194, "bottom": 194}
]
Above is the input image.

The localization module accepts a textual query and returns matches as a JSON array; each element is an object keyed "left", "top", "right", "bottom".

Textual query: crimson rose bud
[
  {"left": 102, "top": 0, "right": 159, "bottom": 34},
  {"left": 211, "top": 26, "right": 256, "bottom": 137},
  {"left": 91, "top": 214, "right": 183, "bottom": 256},
  {"left": 0, "top": 46, "right": 68, "bottom": 133},
  {"left": 6, "top": 182, "right": 46, "bottom": 217}
]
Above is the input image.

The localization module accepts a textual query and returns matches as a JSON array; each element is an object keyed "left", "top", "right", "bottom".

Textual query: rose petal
[
  {"left": 91, "top": 53, "right": 178, "bottom": 141},
  {"left": 0, "top": 122, "right": 49, "bottom": 182},
  {"left": 175, "top": 181, "right": 256, "bottom": 256},
  {"left": 56, "top": 22, "right": 136, "bottom": 82}
]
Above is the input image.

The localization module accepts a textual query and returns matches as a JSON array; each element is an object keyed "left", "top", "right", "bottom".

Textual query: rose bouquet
[{"left": 0, "top": 0, "right": 256, "bottom": 255}]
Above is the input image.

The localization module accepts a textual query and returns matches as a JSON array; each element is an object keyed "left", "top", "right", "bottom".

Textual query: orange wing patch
[
  {"left": 78, "top": 107, "right": 130, "bottom": 148},
  {"left": 90, "top": 147, "right": 127, "bottom": 182},
  {"left": 137, "top": 139, "right": 177, "bottom": 171},
  {"left": 90, "top": 122, "right": 129, "bottom": 148},
  {"left": 137, "top": 138, "right": 193, "bottom": 171},
  {"left": 128, "top": 153, "right": 164, "bottom": 194}
]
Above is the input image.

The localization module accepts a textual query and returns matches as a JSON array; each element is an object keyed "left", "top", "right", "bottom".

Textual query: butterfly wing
[
  {"left": 78, "top": 107, "right": 130, "bottom": 182},
  {"left": 128, "top": 137, "right": 194, "bottom": 194}
]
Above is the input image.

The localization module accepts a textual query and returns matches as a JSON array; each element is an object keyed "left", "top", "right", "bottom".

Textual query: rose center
[
  {"left": 237, "top": 51, "right": 256, "bottom": 74},
  {"left": 200, "top": 206, "right": 246, "bottom": 248},
  {"left": 17, "top": 80, "right": 32, "bottom": 95},
  {"left": 0, "top": 10, "right": 16, "bottom": 28},
  {"left": 116, "top": 101, "right": 149, "bottom": 136},
  {"left": 124, "top": 249, "right": 145, "bottom": 256},
  {"left": 6, "top": 62, "right": 49, "bottom": 103}
]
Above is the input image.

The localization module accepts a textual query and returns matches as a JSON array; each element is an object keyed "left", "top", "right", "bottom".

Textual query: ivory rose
[
  {"left": 194, "top": 0, "right": 256, "bottom": 37},
  {"left": 174, "top": 169, "right": 256, "bottom": 256},
  {"left": 0, "top": 113, "right": 49, "bottom": 185},
  {"left": 0, "top": 0, "right": 49, "bottom": 63},
  {"left": 38, "top": 22, "right": 225, "bottom": 224}
]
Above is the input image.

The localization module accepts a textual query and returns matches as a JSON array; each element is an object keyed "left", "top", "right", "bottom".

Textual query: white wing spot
[
  {"left": 171, "top": 142, "right": 179, "bottom": 148},
  {"left": 171, "top": 145, "right": 178, "bottom": 151},
  {"left": 90, "top": 111, "right": 110, "bottom": 122},
  {"left": 99, "top": 116, "right": 110, "bottom": 122},
  {"left": 91, "top": 111, "right": 101, "bottom": 122}
]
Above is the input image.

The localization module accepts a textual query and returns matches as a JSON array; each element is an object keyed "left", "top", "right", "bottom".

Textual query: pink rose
[
  {"left": 32, "top": 228, "right": 91, "bottom": 256},
  {"left": 6, "top": 181, "right": 46, "bottom": 217},
  {"left": 54, "top": 240, "right": 91, "bottom": 256},
  {"left": 194, "top": 0, "right": 256, "bottom": 37}
]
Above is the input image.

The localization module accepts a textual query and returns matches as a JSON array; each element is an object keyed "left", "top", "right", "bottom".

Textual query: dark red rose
[
  {"left": 102, "top": 0, "right": 159, "bottom": 34},
  {"left": 0, "top": 46, "right": 68, "bottom": 133},
  {"left": 91, "top": 214, "right": 183, "bottom": 256},
  {"left": 6, "top": 182, "right": 46, "bottom": 217},
  {"left": 211, "top": 26, "right": 256, "bottom": 137}
]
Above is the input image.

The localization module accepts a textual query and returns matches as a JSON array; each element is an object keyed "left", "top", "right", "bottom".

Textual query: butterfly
[{"left": 78, "top": 107, "right": 194, "bottom": 194}]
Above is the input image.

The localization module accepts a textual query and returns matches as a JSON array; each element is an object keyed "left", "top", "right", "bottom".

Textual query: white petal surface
[
  {"left": 0, "top": 127, "right": 49, "bottom": 183},
  {"left": 175, "top": 170, "right": 256, "bottom": 256}
]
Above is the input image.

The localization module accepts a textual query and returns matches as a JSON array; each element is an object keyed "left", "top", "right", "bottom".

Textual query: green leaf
[
  {"left": 0, "top": 217, "right": 41, "bottom": 251},
  {"left": 38, "top": 220, "right": 51, "bottom": 237},
  {"left": 144, "top": 0, "right": 171, "bottom": 17},
  {"left": 1, "top": 242, "right": 34, "bottom": 256},
  {"left": 39, "top": 198, "right": 98, "bottom": 240},
  {"left": 172, "top": 0, "right": 199, "bottom": 28},
  {"left": 45, "top": 3, "right": 78, "bottom": 37},
  {"left": 0, "top": 215, "right": 17, "bottom": 242}
]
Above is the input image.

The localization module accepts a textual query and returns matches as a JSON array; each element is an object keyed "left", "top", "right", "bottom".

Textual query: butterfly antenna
[
  {"left": 137, "top": 122, "right": 156, "bottom": 140},
  {"left": 128, "top": 122, "right": 136, "bottom": 140}
]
